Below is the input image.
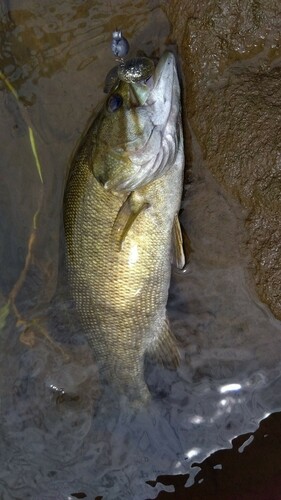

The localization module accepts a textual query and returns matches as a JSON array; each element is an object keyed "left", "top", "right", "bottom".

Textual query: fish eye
[{"left": 107, "top": 94, "right": 123, "bottom": 112}]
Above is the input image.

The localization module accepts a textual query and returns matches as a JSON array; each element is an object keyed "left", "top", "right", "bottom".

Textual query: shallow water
[{"left": 1, "top": 1, "right": 281, "bottom": 499}]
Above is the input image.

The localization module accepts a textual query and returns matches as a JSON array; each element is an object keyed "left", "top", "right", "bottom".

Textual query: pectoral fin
[
  {"left": 112, "top": 192, "right": 149, "bottom": 251},
  {"left": 147, "top": 318, "right": 180, "bottom": 369}
]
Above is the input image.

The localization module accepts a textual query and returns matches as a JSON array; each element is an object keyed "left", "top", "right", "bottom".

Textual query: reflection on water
[{"left": 1, "top": 1, "right": 281, "bottom": 499}]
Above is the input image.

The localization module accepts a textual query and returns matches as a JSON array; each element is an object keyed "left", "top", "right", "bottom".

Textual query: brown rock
[{"left": 164, "top": 0, "right": 281, "bottom": 319}]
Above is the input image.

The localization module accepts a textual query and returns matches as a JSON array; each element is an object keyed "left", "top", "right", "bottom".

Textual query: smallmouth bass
[{"left": 63, "top": 51, "right": 185, "bottom": 402}]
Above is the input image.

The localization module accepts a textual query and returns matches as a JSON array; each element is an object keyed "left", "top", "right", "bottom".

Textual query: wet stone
[{"left": 164, "top": 0, "right": 281, "bottom": 320}]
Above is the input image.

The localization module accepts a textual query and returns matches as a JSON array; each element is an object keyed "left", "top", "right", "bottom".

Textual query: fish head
[{"left": 92, "top": 52, "right": 182, "bottom": 193}]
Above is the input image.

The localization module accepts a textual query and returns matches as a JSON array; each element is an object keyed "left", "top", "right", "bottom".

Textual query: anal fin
[{"left": 148, "top": 318, "right": 180, "bottom": 369}]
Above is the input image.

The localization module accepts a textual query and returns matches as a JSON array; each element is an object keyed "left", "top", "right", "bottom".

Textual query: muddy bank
[{"left": 164, "top": 0, "right": 281, "bottom": 319}]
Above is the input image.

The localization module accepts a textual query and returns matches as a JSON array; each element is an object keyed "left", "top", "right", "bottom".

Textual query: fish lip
[
  {"left": 149, "top": 51, "right": 177, "bottom": 98},
  {"left": 154, "top": 51, "right": 176, "bottom": 81},
  {"left": 145, "top": 51, "right": 180, "bottom": 131}
]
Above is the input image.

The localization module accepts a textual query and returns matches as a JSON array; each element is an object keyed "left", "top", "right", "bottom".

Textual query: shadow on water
[{"left": 1, "top": 1, "right": 281, "bottom": 499}]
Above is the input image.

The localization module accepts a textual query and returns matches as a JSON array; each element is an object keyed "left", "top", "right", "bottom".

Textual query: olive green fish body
[{"left": 64, "top": 52, "right": 184, "bottom": 401}]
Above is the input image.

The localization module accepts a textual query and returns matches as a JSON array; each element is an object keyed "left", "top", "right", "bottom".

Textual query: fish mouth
[
  {"left": 153, "top": 51, "right": 177, "bottom": 85},
  {"left": 124, "top": 52, "right": 181, "bottom": 189},
  {"left": 101, "top": 52, "right": 181, "bottom": 193},
  {"left": 148, "top": 51, "right": 179, "bottom": 107},
  {"left": 130, "top": 51, "right": 178, "bottom": 111}
]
